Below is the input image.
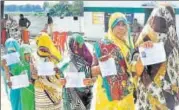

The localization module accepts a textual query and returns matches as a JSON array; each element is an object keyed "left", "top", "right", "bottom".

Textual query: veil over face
[{"left": 135, "top": 4, "right": 179, "bottom": 110}]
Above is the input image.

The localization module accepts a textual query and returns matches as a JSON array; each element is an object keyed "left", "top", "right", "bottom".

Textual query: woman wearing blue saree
[{"left": 2, "top": 38, "right": 22, "bottom": 110}]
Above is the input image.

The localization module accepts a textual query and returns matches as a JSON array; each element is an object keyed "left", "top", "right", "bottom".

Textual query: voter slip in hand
[
  {"left": 37, "top": 62, "right": 55, "bottom": 76},
  {"left": 64, "top": 72, "right": 86, "bottom": 88},
  {"left": 99, "top": 58, "right": 117, "bottom": 77},
  {"left": 3, "top": 52, "right": 20, "bottom": 66},
  {"left": 139, "top": 42, "right": 166, "bottom": 66},
  {"left": 10, "top": 71, "right": 30, "bottom": 89}
]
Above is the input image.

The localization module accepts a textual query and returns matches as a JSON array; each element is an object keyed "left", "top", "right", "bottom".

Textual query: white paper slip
[
  {"left": 99, "top": 58, "right": 117, "bottom": 77},
  {"left": 37, "top": 62, "right": 55, "bottom": 76},
  {"left": 139, "top": 42, "right": 166, "bottom": 66},
  {"left": 3, "top": 52, "right": 20, "bottom": 66},
  {"left": 64, "top": 72, "right": 86, "bottom": 88},
  {"left": 10, "top": 71, "right": 30, "bottom": 89}
]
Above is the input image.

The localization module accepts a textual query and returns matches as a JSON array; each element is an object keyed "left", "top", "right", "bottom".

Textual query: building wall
[
  {"left": 83, "top": 12, "right": 145, "bottom": 40},
  {"left": 83, "top": 12, "right": 105, "bottom": 40},
  {"left": 12, "top": 16, "right": 83, "bottom": 37}
]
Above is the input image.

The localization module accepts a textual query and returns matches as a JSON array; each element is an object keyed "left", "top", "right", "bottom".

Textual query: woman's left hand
[
  {"left": 140, "top": 41, "right": 153, "bottom": 48},
  {"left": 31, "top": 71, "right": 38, "bottom": 79},
  {"left": 91, "top": 66, "right": 101, "bottom": 77},
  {"left": 83, "top": 78, "right": 93, "bottom": 86}
]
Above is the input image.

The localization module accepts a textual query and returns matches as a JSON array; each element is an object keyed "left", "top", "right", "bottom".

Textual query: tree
[
  {"left": 43, "top": 1, "right": 50, "bottom": 11},
  {"left": 49, "top": 2, "right": 69, "bottom": 16},
  {"left": 72, "top": 1, "right": 83, "bottom": 16},
  {"left": 43, "top": 1, "right": 83, "bottom": 16}
]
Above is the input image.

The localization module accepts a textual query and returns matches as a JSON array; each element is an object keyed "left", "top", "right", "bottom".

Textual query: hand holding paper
[
  {"left": 139, "top": 42, "right": 166, "bottom": 66},
  {"left": 99, "top": 58, "right": 117, "bottom": 77},
  {"left": 3, "top": 52, "right": 20, "bottom": 66},
  {"left": 140, "top": 41, "right": 153, "bottom": 48},
  {"left": 83, "top": 78, "right": 93, "bottom": 86},
  {"left": 64, "top": 72, "right": 86, "bottom": 88},
  {"left": 60, "top": 78, "right": 66, "bottom": 87},
  {"left": 7, "top": 81, "right": 12, "bottom": 88}
]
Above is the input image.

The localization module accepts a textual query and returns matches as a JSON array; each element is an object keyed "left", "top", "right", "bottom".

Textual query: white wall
[
  {"left": 134, "top": 13, "right": 145, "bottom": 25},
  {"left": 53, "top": 17, "right": 84, "bottom": 33},
  {"left": 83, "top": 12, "right": 146, "bottom": 40},
  {"left": 12, "top": 16, "right": 83, "bottom": 37},
  {"left": 83, "top": 12, "right": 105, "bottom": 40},
  {"left": 10, "top": 14, "right": 179, "bottom": 39}
]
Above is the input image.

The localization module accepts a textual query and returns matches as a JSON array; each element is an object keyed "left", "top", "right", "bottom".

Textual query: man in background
[
  {"left": 131, "top": 18, "right": 142, "bottom": 33},
  {"left": 19, "top": 14, "right": 31, "bottom": 29},
  {"left": 131, "top": 18, "right": 142, "bottom": 43},
  {"left": 18, "top": 14, "right": 31, "bottom": 43},
  {"left": 1, "top": 14, "right": 13, "bottom": 38},
  {"left": 1, "top": 14, "right": 8, "bottom": 29},
  {"left": 47, "top": 13, "right": 53, "bottom": 39}
]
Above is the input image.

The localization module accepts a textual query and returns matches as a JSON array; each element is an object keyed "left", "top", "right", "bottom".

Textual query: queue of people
[
  {"left": 1, "top": 13, "right": 53, "bottom": 45},
  {"left": 1, "top": 3, "right": 179, "bottom": 110}
]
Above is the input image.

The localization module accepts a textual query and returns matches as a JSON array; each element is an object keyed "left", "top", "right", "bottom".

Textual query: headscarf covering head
[
  {"left": 135, "top": 3, "right": 177, "bottom": 47},
  {"left": 35, "top": 32, "right": 62, "bottom": 61},
  {"left": 19, "top": 44, "right": 32, "bottom": 62},
  {"left": 69, "top": 33, "right": 85, "bottom": 51},
  {"left": 108, "top": 12, "right": 129, "bottom": 36},
  {"left": 107, "top": 12, "right": 133, "bottom": 45},
  {"left": 74, "top": 33, "right": 85, "bottom": 46},
  {"left": 68, "top": 33, "right": 93, "bottom": 66},
  {"left": 136, "top": 3, "right": 179, "bottom": 62},
  {"left": 107, "top": 12, "right": 134, "bottom": 57},
  {"left": 5, "top": 38, "right": 20, "bottom": 54},
  {"left": 110, "top": 14, "right": 128, "bottom": 30}
]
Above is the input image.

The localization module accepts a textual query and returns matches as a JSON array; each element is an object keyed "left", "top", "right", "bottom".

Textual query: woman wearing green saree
[{"left": 19, "top": 44, "right": 35, "bottom": 110}]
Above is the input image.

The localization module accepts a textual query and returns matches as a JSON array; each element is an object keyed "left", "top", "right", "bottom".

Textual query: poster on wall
[
  {"left": 104, "top": 12, "right": 134, "bottom": 32},
  {"left": 92, "top": 12, "right": 104, "bottom": 24}
]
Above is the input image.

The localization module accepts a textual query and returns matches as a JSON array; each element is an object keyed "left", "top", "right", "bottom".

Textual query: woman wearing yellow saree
[
  {"left": 91, "top": 12, "right": 145, "bottom": 110},
  {"left": 31, "top": 32, "right": 63, "bottom": 110}
]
